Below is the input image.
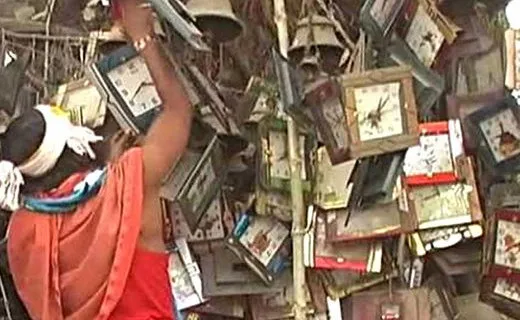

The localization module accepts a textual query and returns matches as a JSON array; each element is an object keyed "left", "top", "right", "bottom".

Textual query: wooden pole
[{"left": 272, "top": 0, "right": 307, "bottom": 319}]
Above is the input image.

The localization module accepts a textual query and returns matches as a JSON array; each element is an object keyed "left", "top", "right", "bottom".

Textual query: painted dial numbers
[
  {"left": 495, "top": 219, "right": 520, "bottom": 270},
  {"left": 107, "top": 55, "right": 161, "bottom": 117},
  {"left": 354, "top": 82, "right": 403, "bottom": 142},
  {"left": 405, "top": 5, "right": 445, "bottom": 67},
  {"left": 479, "top": 108, "right": 520, "bottom": 163}
]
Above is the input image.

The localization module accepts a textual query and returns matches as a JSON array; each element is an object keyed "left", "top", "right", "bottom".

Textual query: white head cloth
[{"left": 0, "top": 105, "right": 103, "bottom": 211}]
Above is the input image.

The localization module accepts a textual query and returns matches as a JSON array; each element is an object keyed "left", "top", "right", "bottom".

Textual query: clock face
[
  {"left": 403, "top": 134, "right": 454, "bottom": 176},
  {"left": 354, "top": 81, "right": 403, "bottom": 142},
  {"left": 107, "top": 55, "right": 161, "bottom": 117},
  {"left": 323, "top": 101, "right": 349, "bottom": 148},
  {"left": 479, "top": 108, "right": 520, "bottom": 163},
  {"left": 495, "top": 219, "right": 520, "bottom": 270},
  {"left": 239, "top": 217, "right": 289, "bottom": 266},
  {"left": 369, "top": 0, "right": 401, "bottom": 33},
  {"left": 268, "top": 131, "right": 307, "bottom": 180},
  {"left": 413, "top": 183, "right": 473, "bottom": 226},
  {"left": 494, "top": 278, "right": 520, "bottom": 303},
  {"left": 405, "top": 4, "right": 445, "bottom": 67},
  {"left": 186, "top": 157, "right": 216, "bottom": 213}
]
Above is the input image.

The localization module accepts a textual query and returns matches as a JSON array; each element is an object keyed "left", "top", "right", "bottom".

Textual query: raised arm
[{"left": 120, "top": 0, "right": 193, "bottom": 189}]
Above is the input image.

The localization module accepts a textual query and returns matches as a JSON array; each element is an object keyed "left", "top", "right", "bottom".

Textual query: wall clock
[
  {"left": 480, "top": 276, "right": 520, "bottom": 320},
  {"left": 505, "top": 29, "right": 520, "bottom": 90},
  {"left": 400, "top": 156, "right": 482, "bottom": 230},
  {"left": 52, "top": 78, "right": 107, "bottom": 128},
  {"left": 303, "top": 207, "right": 383, "bottom": 272},
  {"left": 403, "top": 120, "right": 464, "bottom": 186},
  {"left": 466, "top": 95, "right": 520, "bottom": 174},
  {"left": 226, "top": 213, "right": 291, "bottom": 285},
  {"left": 360, "top": 0, "right": 406, "bottom": 43},
  {"left": 445, "top": 90, "right": 504, "bottom": 150},
  {"left": 313, "top": 146, "right": 357, "bottom": 211},
  {"left": 168, "top": 238, "right": 206, "bottom": 310},
  {"left": 257, "top": 117, "right": 314, "bottom": 193},
  {"left": 199, "top": 246, "right": 292, "bottom": 297},
  {"left": 482, "top": 210, "right": 520, "bottom": 283},
  {"left": 397, "top": 0, "right": 461, "bottom": 68},
  {"left": 341, "top": 66, "right": 419, "bottom": 158},
  {"left": 385, "top": 35, "right": 445, "bottom": 115},
  {"left": 255, "top": 187, "right": 292, "bottom": 222},
  {"left": 88, "top": 45, "right": 162, "bottom": 134},
  {"left": 171, "top": 191, "right": 235, "bottom": 243},
  {"left": 305, "top": 77, "right": 350, "bottom": 164},
  {"left": 161, "top": 136, "right": 227, "bottom": 232}
]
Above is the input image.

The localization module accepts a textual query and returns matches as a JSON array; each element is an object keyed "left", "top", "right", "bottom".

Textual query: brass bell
[
  {"left": 289, "top": 15, "right": 344, "bottom": 74},
  {"left": 186, "top": 0, "right": 244, "bottom": 43}
]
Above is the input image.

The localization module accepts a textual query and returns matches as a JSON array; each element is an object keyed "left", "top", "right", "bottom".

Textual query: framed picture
[{"left": 341, "top": 66, "right": 420, "bottom": 158}]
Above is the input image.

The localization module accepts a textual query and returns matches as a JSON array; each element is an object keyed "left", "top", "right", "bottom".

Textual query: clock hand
[
  {"left": 506, "top": 240, "right": 520, "bottom": 252},
  {"left": 129, "top": 81, "right": 154, "bottom": 102}
]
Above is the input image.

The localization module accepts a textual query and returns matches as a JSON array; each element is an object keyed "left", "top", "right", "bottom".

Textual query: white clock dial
[
  {"left": 479, "top": 108, "right": 520, "bottom": 163},
  {"left": 494, "top": 278, "right": 520, "bottom": 303},
  {"left": 354, "top": 82, "right": 403, "bottom": 142},
  {"left": 268, "top": 131, "right": 307, "bottom": 180},
  {"left": 370, "top": 0, "right": 400, "bottom": 32},
  {"left": 107, "top": 55, "right": 162, "bottom": 117},
  {"left": 239, "top": 218, "right": 289, "bottom": 266},
  {"left": 494, "top": 219, "right": 520, "bottom": 270},
  {"left": 413, "top": 183, "right": 473, "bottom": 227},
  {"left": 405, "top": 4, "right": 445, "bottom": 67},
  {"left": 403, "top": 133, "right": 454, "bottom": 176},
  {"left": 186, "top": 158, "right": 216, "bottom": 213},
  {"left": 323, "top": 101, "right": 348, "bottom": 147}
]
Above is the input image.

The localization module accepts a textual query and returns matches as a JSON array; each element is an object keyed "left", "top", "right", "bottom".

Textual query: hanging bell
[
  {"left": 289, "top": 15, "right": 344, "bottom": 74},
  {"left": 299, "top": 54, "right": 320, "bottom": 79},
  {"left": 186, "top": 0, "right": 244, "bottom": 43}
]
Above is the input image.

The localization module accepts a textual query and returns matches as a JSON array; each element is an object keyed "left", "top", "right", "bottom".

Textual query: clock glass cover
[
  {"left": 405, "top": 4, "right": 445, "bottom": 67},
  {"left": 403, "top": 133, "right": 454, "bottom": 176},
  {"left": 107, "top": 55, "right": 161, "bottom": 117},
  {"left": 479, "top": 108, "right": 520, "bottom": 163},
  {"left": 354, "top": 82, "right": 403, "bottom": 142}
]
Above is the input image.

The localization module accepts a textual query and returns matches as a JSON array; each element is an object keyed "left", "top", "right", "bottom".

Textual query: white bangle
[{"left": 133, "top": 34, "right": 156, "bottom": 52}]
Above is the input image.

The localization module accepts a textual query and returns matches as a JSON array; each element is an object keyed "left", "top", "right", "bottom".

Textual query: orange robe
[{"left": 7, "top": 148, "right": 144, "bottom": 320}]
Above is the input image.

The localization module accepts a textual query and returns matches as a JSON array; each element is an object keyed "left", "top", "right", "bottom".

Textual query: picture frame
[
  {"left": 341, "top": 66, "right": 420, "bottom": 158},
  {"left": 400, "top": 156, "right": 483, "bottom": 230}
]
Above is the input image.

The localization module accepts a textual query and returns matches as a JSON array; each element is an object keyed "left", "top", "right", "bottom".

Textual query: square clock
[
  {"left": 341, "top": 66, "right": 420, "bottom": 158},
  {"left": 88, "top": 45, "right": 162, "bottom": 134},
  {"left": 480, "top": 276, "right": 520, "bottom": 320},
  {"left": 482, "top": 210, "right": 520, "bottom": 283},
  {"left": 403, "top": 120, "right": 464, "bottom": 186},
  {"left": 467, "top": 95, "right": 520, "bottom": 174}
]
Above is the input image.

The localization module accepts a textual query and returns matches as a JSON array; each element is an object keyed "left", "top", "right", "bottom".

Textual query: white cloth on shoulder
[{"left": 0, "top": 105, "right": 103, "bottom": 211}]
